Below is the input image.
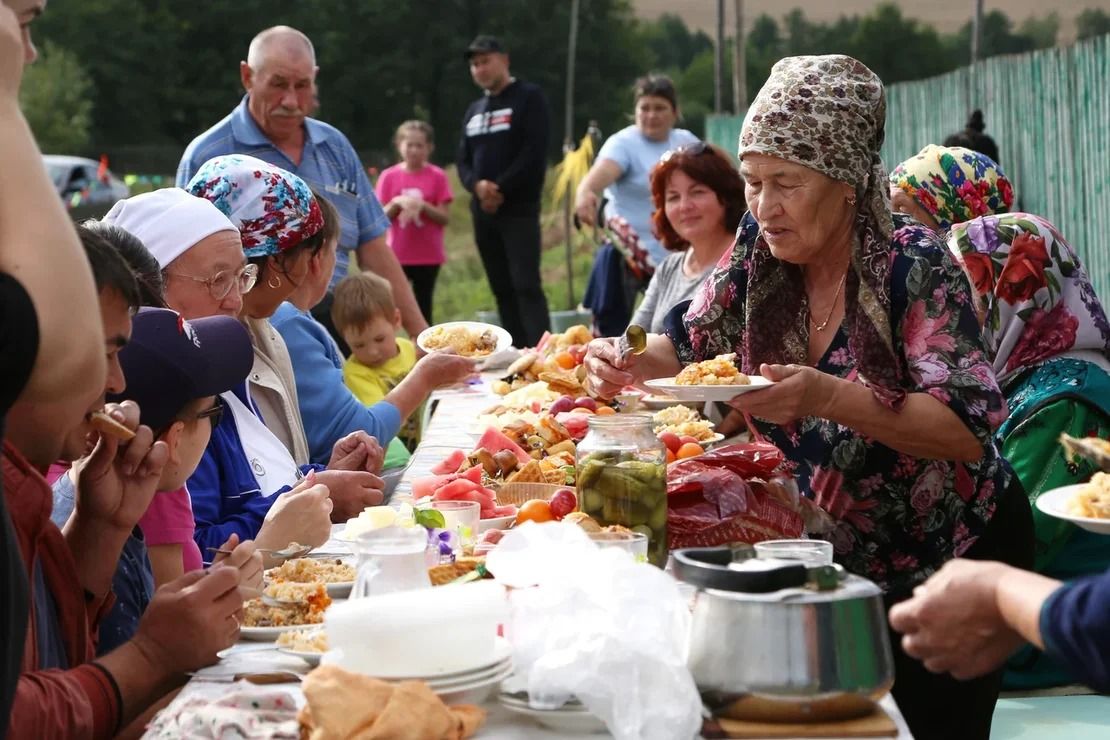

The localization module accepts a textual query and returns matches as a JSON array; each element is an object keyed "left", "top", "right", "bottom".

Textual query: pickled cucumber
[{"left": 576, "top": 452, "right": 667, "bottom": 566}]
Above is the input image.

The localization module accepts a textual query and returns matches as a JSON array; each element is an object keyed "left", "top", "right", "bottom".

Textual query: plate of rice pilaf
[
  {"left": 265, "top": 557, "right": 355, "bottom": 598},
  {"left": 417, "top": 322, "right": 512, "bottom": 357},
  {"left": 240, "top": 582, "right": 331, "bottom": 640},
  {"left": 1036, "top": 475, "right": 1110, "bottom": 535}
]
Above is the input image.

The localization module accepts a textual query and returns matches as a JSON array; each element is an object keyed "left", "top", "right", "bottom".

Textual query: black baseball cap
[
  {"left": 108, "top": 308, "right": 253, "bottom": 432},
  {"left": 465, "top": 35, "right": 506, "bottom": 60}
]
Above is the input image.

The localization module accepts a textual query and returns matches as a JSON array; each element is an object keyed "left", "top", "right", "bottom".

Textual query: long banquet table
[{"left": 165, "top": 380, "right": 914, "bottom": 739}]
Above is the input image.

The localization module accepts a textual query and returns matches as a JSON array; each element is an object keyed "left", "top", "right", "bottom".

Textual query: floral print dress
[{"left": 665, "top": 214, "right": 1012, "bottom": 596}]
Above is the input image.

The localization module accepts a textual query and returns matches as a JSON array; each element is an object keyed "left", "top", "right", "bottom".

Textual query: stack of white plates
[
  {"left": 498, "top": 691, "right": 607, "bottom": 733},
  {"left": 321, "top": 638, "right": 512, "bottom": 705}
]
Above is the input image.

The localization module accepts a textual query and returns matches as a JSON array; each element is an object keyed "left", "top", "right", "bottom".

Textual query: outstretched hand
[{"left": 726, "top": 364, "right": 837, "bottom": 425}]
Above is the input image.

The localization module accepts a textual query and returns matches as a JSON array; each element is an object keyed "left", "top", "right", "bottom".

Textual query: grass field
[{"left": 434, "top": 166, "right": 597, "bottom": 323}]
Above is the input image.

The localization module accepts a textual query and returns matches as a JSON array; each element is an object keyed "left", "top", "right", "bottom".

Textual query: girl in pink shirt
[{"left": 375, "top": 120, "right": 453, "bottom": 323}]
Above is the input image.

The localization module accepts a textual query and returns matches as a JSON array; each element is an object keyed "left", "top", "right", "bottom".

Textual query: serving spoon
[{"left": 617, "top": 324, "right": 647, "bottom": 363}]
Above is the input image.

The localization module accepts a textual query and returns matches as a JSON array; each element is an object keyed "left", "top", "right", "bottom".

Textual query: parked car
[{"left": 43, "top": 155, "right": 129, "bottom": 208}]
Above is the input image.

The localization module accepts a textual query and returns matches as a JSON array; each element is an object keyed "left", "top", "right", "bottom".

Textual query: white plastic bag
[{"left": 487, "top": 522, "right": 701, "bottom": 740}]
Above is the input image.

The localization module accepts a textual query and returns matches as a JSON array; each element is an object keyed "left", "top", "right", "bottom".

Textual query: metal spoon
[
  {"left": 207, "top": 543, "right": 315, "bottom": 561},
  {"left": 259, "top": 593, "right": 303, "bottom": 608},
  {"left": 617, "top": 324, "right": 647, "bottom": 362}
]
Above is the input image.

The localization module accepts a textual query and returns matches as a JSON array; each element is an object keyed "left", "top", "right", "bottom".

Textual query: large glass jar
[{"left": 576, "top": 414, "right": 668, "bottom": 566}]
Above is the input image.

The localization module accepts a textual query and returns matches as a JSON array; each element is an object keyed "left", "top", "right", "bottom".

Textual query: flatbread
[{"left": 89, "top": 411, "right": 135, "bottom": 440}]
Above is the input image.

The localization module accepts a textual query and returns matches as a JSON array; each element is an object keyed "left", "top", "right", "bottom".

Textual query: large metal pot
[{"left": 673, "top": 546, "right": 894, "bottom": 723}]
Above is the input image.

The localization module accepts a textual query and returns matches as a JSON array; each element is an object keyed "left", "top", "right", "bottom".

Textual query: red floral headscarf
[{"left": 948, "top": 213, "right": 1110, "bottom": 385}]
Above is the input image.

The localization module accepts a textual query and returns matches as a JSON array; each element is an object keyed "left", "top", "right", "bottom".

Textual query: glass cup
[
  {"left": 588, "top": 530, "right": 649, "bottom": 563},
  {"left": 753, "top": 539, "right": 834, "bottom": 567},
  {"left": 352, "top": 526, "right": 431, "bottom": 599},
  {"left": 422, "top": 500, "right": 480, "bottom": 550}
]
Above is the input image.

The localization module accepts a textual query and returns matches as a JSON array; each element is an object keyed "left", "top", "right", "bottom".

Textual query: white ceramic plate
[
  {"left": 216, "top": 643, "right": 280, "bottom": 660},
  {"left": 321, "top": 637, "right": 512, "bottom": 680},
  {"left": 643, "top": 376, "right": 776, "bottom": 403},
  {"left": 434, "top": 662, "right": 514, "bottom": 705},
  {"left": 239, "top": 624, "right": 315, "bottom": 641},
  {"left": 640, "top": 393, "right": 700, "bottom": 410},
  {"left": 276, "top": 646, "right": 323, "bottom": 666},
  {"left": 498, "top": 699, "right": 608, "bottom": 733},
  {"left": 417, "top": 321, "right": 513, "bottom": 357},
  {"left": 1036, "top": 483, "right": 1110, "bottom": 534},
  {"left": 478, "top": 514, "right": 516, "bottom": 533},
  {"left": 424, "top": 657, "right": 512, "bottom": 690}
]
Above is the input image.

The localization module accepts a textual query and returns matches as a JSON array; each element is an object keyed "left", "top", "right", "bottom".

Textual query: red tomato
[{"left": 658, "top": 431, "right": 682, "bottom": 453}]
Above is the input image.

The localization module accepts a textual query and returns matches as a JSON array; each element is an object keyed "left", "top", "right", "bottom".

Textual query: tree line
[{"left": 22, "top": 1, "right": 1110, "bottom": 171}]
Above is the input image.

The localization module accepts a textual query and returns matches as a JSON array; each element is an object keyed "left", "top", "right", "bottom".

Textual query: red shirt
[{"left": 3, "top": 442, "right": 120, "bottom": 739}]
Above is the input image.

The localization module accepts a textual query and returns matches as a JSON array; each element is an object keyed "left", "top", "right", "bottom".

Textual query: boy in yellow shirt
[{"left": 333, "top": 272, "right": 441, "bottom": 454}]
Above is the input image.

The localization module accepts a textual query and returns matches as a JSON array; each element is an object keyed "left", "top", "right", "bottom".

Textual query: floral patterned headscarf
[
  {"left": 185, "top": 154, "right": 323, "bottom": 258},
  {"left": 736, "top": 55, "right": 905, "bottom": 408},
  {"left": 948, "top": 213, "right": 1110, "bottom": 386},
  {"left": 890, "top": 145, "right": 1014, "bottom": 231}
]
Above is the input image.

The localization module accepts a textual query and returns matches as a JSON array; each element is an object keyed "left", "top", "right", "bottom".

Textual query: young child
[
  {"left": 375, "top": 120, "right": 452, "bottom": 324},
  {"left": 333, "top": 272, "right": 421, "bottom": 458}
]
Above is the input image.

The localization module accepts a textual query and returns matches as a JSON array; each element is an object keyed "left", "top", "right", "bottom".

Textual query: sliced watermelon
[
  {"left": 476, "top": 427, "right": 531, "bottom": 465},
  {"left": 412, "top": 473, "right": 456, "bottom": 500},
  {"left": 462, "top": 466, "right": 483, "bottom": 484},
  {"left": 490, "top": 504, "right": 517, "bottom": 518},
  {"left": 430, "top": 449, "right": 466, "bottom": 475},
  {"left": 434, "top": 478, "right": 483, "bottom": 501}
]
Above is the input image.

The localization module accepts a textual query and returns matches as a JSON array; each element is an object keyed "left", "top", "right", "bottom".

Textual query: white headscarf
[{"left": 103, "top": 188, "right": 239, "bottom": 268}]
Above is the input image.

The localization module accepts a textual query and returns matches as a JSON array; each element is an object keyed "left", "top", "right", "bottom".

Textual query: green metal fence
[{"left": 706, "top": 34, "right": 1110, "bottom": 299}]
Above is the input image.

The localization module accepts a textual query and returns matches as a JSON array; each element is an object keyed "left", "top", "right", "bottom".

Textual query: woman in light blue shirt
[{"left": 574, "top": 75, "right": 699, "bottom": 267}]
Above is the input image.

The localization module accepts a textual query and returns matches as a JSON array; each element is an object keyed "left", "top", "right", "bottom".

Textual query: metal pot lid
[{"left": 672, "top": 546, "right": 882, "bottom": 601}]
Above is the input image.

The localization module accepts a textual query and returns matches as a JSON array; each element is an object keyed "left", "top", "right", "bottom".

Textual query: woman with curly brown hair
[{"left": 629, "top": 143, "right": 744, "bottom": 333}]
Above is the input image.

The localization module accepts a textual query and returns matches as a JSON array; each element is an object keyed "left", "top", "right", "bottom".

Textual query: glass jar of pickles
[{"left": 576, "top": 414, "right": 668, "bottom": 566}]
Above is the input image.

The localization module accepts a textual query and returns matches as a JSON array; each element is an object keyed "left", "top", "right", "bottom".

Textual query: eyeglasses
[
  {"left": 195, "top": 402, "right": 224, "bottom": 430},
  {"left": 660, "top": 141, "right": 711, "bottom": 163},
  {"left": 166, "top": 263, "right": 258, "bottom": 301}
]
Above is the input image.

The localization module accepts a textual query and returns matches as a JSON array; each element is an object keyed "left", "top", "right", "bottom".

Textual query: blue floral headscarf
[{"left": 185, "top": 154, "right": 323, "bottom": 258}]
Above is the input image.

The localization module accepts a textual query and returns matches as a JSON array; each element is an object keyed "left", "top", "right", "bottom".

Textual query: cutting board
[{"left": 702, "top": 704, "right": 898, "bottom": 738}]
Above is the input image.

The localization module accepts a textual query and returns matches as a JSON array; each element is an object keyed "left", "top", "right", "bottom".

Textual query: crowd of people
[
  {"left": 583, "top": 55, "right": 1109, "bottom": 738},
  {"left": 1, "top": 1, "right": 1109, "bottom": 739}
]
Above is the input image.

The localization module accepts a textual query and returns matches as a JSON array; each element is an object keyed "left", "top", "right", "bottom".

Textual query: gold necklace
[{"left": 810, "top": 271, "right": 848, "bottom": 332}]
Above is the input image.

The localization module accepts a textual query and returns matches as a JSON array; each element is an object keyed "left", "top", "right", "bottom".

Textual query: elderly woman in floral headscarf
[
  {"left": 889, "top": 144, "right": 1014, "bottom": 233},
  {"left": 584, "top": 55, "right": 1033, "bottom": 737},
  {"left": 947, "top": 212, "right": 1110, "bottom": 690}
]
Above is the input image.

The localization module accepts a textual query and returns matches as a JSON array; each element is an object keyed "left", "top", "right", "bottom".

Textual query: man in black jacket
[{"left": 457, "top": 35, "right": 551, "bottom": 347}]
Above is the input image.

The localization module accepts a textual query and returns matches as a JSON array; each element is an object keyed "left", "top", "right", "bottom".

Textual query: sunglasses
[
  {"left": 660, "top": 141, "right": 711, "bottom": 163},
  {"left": 195, "top": 402, "right": 224, "bottom": 429}
]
